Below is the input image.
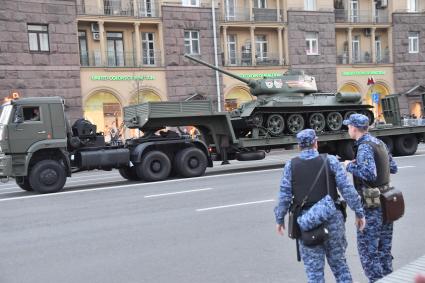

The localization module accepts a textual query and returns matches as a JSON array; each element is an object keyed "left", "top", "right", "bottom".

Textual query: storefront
[{"left": 80, "top": 70, "right": 167, "bottom": 139}]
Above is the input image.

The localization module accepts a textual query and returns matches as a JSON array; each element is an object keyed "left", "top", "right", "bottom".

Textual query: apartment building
[{"left": 0, "top": 0, "right": 82, "bottom": 120}]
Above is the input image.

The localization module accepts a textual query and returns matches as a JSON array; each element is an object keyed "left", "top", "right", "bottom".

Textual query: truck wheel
[
  {"left": 137, "top": 151, "right": 171, "bottom": 182},
  {"left": 380, "top": 136, "right": 394, "bottom": 154},
  {"left": 337, "top": 140, "right": 355, "bottom": 160},
  {"left": 394, "top": 135, "right": 418, "bottom": 156},
  {"left": 174, "top": 147, "right": 208, "bottom": 178},
  {"left": 236, "top": 151, "right": 265, "bottom": 161},
  {"left": 15, "top": 176, "right": 33, "bottom": 192},
  {"left": 29, "top": 160, "right": 67, "bottom": 194},
  {"left": 118, "top": 167, "right": 140, "bottom": 181}
]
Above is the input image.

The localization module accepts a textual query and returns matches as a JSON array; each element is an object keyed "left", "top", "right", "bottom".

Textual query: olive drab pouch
[{"left": 362, "top": 187, "right": 381, "bottom": 209}]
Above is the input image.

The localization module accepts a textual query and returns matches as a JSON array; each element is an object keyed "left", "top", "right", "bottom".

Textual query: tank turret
[{"left": 184, "top": 54, "right": 374, "bottom": 137}]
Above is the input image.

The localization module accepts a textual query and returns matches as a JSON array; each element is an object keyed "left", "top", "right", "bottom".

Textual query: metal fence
[
  {"left": 80, "top": 50, "right": 162, "bottom": 67},
  {"left": 335, "top": 9, "right": 389, "bottom": 23},
  {"left": 76, "top": 0, "right": 160, "bottom": 17}
]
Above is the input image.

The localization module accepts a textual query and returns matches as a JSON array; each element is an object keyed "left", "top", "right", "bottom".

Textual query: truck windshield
[{"left": 0, "top": 105, "right": 12, "bottom": 125}]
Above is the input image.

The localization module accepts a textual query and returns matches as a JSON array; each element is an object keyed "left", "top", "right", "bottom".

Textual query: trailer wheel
[
  {"left": 394, "top": 135, "right": 418, "bottom": 156},
  {"left": 337, "top": 140, "right": 355, "bottom": 160},
  {"left": 236, "top": 151, "right": 266, "bottom": 161},
  {"left": 380, "top": 136, "right": 394, "bottom": 154},
  {"left": 15, "top": 176, "right": 33, "bottom": 192},
  {"left": 29, "top": 160, "right": 67, "bottom": 194},
  {"left": 118, "top": 167, "right": 140, "bottom": 181},
  {"left": 174, "top": 147, "right": 208, "bottom": 178},
  {"left": 137, "top": 151, "right": 171, "bottom": 182}
]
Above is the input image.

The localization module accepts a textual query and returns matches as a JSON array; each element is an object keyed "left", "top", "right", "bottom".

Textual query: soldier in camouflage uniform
[
  {"left": 275, "top": 129, "right": 366, "bottom": 283},
  {"left": 343, "top": 114, "right": 398, "bottom": 283}
]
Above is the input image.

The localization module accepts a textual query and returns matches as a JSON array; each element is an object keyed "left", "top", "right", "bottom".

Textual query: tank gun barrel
[{"left": 184, "top": 54, "right": 255, "bottom": 87}]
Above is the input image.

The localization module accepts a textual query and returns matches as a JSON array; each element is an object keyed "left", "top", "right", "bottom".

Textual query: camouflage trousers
[
  {"left": 300, "top": 210, "right": 353, "bottom": 283},
  {"left": 357, "top": 207, "right": 393, "bottom": 283}
]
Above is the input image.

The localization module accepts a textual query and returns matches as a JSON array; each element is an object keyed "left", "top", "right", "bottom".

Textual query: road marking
[
  {"left": 196, "top": 199, "right": 275, "bottom": 212},
  {"left": 0, "top": 169, "right": 282, "bottom": 202},
  {"left": 144, "top": 188, "right": 214, "bottom": 198},
  {"left": 398, "top": 166, "right": 416, "bottom": 169},
  {"left": 395, "top": 154, "right": 425, "bottom": 159}
]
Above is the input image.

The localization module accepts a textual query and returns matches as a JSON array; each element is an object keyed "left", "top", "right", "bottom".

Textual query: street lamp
[{"left": 211, "top": 0, "right": 222, "bottom": 112}]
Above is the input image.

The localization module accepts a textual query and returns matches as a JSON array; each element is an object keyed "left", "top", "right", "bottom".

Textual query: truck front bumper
[{"left": 0, "top": 154, "right": 12, "bottom": 177}]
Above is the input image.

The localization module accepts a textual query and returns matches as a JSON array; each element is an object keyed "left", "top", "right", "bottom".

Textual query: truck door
[{"left": 8, "top": 104, "right": 53, "bottom": 153}]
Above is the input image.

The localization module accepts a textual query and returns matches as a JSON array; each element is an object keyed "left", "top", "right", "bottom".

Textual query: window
[
  {"left": 107, "top": 32, "right": 124, "bottom": 66},
  {"left": 304, "top": 0, "right": 316, "bottom": 11},
  {"left": 182, "top": 0, "right": 199, "bottom": 6},
  {"left": 28, "top": 24, "right": 49, "bottom": 52},
  {"left": 350, "top": 0, "right": 359, "bottom": 22},
  {"left": 256, "top": 0, "right": 267, "bottom": 9},
  {"left": 23, "top": 107, "right": 41, "bottom": 122},
  {"left": 375, "top": 35, "right": 382, "bottom": 62},
  {"left": 305, "top": 32, "right": 318, "bottom": 55},
  {"left": 142, "top": 32, "right": 155, "bottom": 65},
  {"left": 78, "top": 31, "right": 89, "bottom": 66},
  {"left": 184, "top": 30, "right": 200, "bottom": 55},
  {"left": 227, "top": 35, "right": 237, "bottom": 65},
  {"left": 408, "top": 0, "right": 418, "bottom": 12},
  {"left": 409, "top": 32, "right": 419, "bottom": 53},
  {"left": 352, "top": 35, "right": 360, "bottom": 62},
  {"left": 226, "top": 0, "right": 235, "bottom": 20},
  {"left": 255, "top": 35, "right": 268, "bottom": 61}
]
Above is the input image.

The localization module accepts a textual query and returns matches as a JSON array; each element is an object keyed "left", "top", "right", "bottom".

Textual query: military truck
[
  {"left": 0, "top": 93, "right": 424, "bottom": 194},
  {"left": 0, "top": 97, "right": 212, "bottom": 193}
]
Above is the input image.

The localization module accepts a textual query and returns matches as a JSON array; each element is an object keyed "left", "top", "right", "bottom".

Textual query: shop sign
[
  {"left": 239, "top": 73, "right": 281, "bottom": 79},
  {"left": 91, "top": 75, "right": 155, "bottom": 81},
  {"left": 342, "top": 71, "right": 385, "bottom": 76}
]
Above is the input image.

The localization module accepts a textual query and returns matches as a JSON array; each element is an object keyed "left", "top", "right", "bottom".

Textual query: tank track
[{"left": 235, "top": 107, "right": 374, "bottom": 137}]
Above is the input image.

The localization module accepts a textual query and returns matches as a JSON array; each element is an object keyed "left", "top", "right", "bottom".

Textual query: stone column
[
  {"left": 371, "top": 27, "right": 376, "bottom": 63},
  {"left": 283, "top": 27, "right": 289, "bottom": 65},
  {"left": 250, "top": 26, "right": 256, "bottom": 66},
  {"left": 249, "top": 0, "right": 253, "bottom": 21},
  {"left": 223, "top": 26, "right": 228, "bottom": 66},
  {"left": 97, "top": 0, "right": 103, "bottom": 14},
  {"left": 278, "top": 27, "right": 283, "bottom": 65},
  {"left": 348, "top": 27, "right": 352, "bottom": 64},
  {"left": 134, "top": 23, "right": 141, "bottom": 66},
  {"left": 388, "top": 26, "right": 393, "bottom": 63},
  {"left": 158, "top": 22, "right": 165, "bottom": 66},
  {"left": 133, "top": 0, "right": 139, "bottom": 17},
  {"left": 276, "top": 0, "right": 281, "bottom": 21},
  {"left": 98, "top": 20, "right": 106, "bottom": 65}
]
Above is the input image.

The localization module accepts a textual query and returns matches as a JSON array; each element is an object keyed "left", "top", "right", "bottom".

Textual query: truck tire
[
  {"left": 118, "top": 167, "right": 140, "bottom": 181},
  {"left": 394, "top": 134, "right": 418, "bottom": 156},
  {"left": 174, "top": 147, "right": 208, "bottom": 178},
  {"left": 136, "top": 150, "right": 171, "bottom": 182},
  {"left": 236, "top": 151, "right": 266, "bottom": 161},
  {"left": 29, "top": 160, "right": 67, "bottom": 194},
  {"left": 15, "top": 176, "right": 33, "bottom": 192},
  {"left": 380, "top": 136, "right": 394, "bottom": 154},
  {"left": 337, "top": 140, "right": 355, "bottom": 160}
]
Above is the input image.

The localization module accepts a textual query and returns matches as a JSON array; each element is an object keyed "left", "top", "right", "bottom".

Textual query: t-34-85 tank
[{"left": 184, "top": 54, "right": 374, "bottom": 137}]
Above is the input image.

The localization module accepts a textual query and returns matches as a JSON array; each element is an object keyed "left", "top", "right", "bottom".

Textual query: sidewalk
[{"left": 377, "top": 255, "right": 425, "bottom": 283}]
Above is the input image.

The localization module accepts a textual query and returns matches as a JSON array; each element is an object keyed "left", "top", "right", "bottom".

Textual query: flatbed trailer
[{"left": 124, "top": 94, "right": 425, "bottom": 162}]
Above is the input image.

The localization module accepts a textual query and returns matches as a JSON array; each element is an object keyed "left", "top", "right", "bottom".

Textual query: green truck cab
[{"left": 0, "top": 97, "right": 71, "bottom": 193}]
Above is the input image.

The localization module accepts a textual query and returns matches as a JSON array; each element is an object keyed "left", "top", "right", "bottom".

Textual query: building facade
[
  {"left": 0, "top": 0, "right": 82, "bottom": 120},
  {"left": 2, "top": 0, "right": 424, "bottom": 130}
]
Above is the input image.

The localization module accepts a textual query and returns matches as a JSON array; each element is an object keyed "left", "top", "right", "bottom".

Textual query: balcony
[
  {"left": 223, "top": 7, "right": 283, "bottom": 22},
  {"left": 335, "top": 9, "right": 389, "bottom": 24},
  {"left": 79, "top": 50, "right": 162, "bottom": 67},
  {"left": 76, "top": 0, "right": 160, "bottom": 18},
  {"left": 224, "top": 52, "right": 283, "bottom": 66},
  {"left": 336, "top": 52, "right": 391, "bottom": 64}
]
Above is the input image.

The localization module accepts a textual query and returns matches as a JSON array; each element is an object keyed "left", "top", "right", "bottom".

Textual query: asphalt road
[{"left": 0, "top": 145, "right": 424, "bottom": 283}]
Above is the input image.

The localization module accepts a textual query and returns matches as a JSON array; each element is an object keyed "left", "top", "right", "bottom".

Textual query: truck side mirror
[{"left": 13, "top": 106, "right": 24, "bottom": 124}]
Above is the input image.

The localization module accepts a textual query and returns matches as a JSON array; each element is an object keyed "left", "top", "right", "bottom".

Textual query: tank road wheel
[
  {"left": 136, "top": 150, "right": 171, "bottom": 182},
  {"left": 309, "top": 113, "right": 326, "bottom": 132},
  {"left": 29, "top": 160, "right": 67, "bottom": 194},
  {"left": 344, "top": 111, "right": 357, "bottom": 120},
  {"left": 119, "top": 166, "right": 141, "bottom": 181},
  {"left": 266, "top": 114, "right": 285, "bottom": 136},
  {"left": 174, "top": 147, "right": 208, "bottom": 178},
  {"left": 327, "top": 112, "right": 343, "bottom": 131},
  {"left": 287, "top": 114, "right": 305, "bottom": 134},
  {"left": 15, "top": 176, "right": 33, "bottom": 192},
  {"left": 251, "top": 113, "right": 264, "bottom": 127}
]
